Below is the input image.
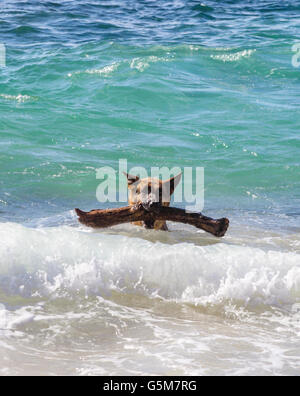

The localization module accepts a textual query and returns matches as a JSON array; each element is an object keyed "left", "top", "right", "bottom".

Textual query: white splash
[
  {"left": 68, "top": 62, "right": 120, "bottom": 77},
  {"left": 0, "top": 94, "right": 32, "bottom": 103},
  {"left": 0, "top": 222, "right": 299, "bottom": 309},
  {"left": 211, "top": 49, "right": 256, "bottom": 62},
  {"left": 130, "top": 55, "right": 172, "bottom": 72}
]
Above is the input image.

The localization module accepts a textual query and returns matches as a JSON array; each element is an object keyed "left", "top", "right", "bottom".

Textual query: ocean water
[{"left": 0, "top": 0, "right": 300, "bottom": 376}]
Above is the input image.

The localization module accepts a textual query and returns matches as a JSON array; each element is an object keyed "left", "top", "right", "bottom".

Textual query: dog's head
[{"left": 124, "top": 172, "right": 181, "bottom": 211}]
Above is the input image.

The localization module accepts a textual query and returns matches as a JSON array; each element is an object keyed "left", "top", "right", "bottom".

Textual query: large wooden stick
[{"left": 75, "top": 205, "right": 229, "bottom": 237}]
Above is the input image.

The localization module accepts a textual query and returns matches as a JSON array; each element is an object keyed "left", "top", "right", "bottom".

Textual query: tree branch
[{"left": 75, "top": 205, "right": 229, "bottom": 237}]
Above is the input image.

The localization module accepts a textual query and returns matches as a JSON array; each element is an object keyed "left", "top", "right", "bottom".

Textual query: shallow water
[{"left": 0, "top": 0, "right": 300, "bottom": 376}]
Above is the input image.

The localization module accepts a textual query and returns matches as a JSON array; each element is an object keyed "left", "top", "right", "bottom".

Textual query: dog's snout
[{"left": 142, "top": 199, "right": 161, "bottom": 213}]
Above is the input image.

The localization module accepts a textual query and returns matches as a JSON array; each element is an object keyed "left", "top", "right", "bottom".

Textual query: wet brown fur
[{"left": 125, "top": 173, "right": 181, "bottom": 231}]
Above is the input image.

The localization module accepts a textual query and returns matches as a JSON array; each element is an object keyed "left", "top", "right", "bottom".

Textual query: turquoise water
[{"left": 0, "top": 1, "right": 300, "bottom": 376}]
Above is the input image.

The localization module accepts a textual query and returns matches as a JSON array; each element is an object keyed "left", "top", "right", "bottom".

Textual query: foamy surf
[
  {"left": 0, "top": 221, "right": 299, "bottom": 376},
  {"left": 0, "top": 94, "right": 33, "bottom": 103},
  {"left": 210, "top": 49, "right": 256, "bottom": 62},
  {"left": 0, "top": 222, "right": 299, "bottom": 309}
]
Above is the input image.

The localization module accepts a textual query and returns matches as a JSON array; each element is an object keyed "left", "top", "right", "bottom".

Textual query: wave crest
[
  {"left": 211, "top": 49, "right": 256, "bottom": 62},
  {"left": 0, "top": 223, "right": 299, "bottom": 310}
]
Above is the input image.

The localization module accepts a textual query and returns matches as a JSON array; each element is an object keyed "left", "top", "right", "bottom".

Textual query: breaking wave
[{"left": 0, "top": 222, "right": 299, "bottom": 310}]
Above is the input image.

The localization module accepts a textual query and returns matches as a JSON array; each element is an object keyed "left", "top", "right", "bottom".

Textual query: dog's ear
[
  {"left": 123, "top": 172, "right": 140, "bottom": 186},
  {"left": 162, "top": 173, "right": 182, "bottom": 197}
]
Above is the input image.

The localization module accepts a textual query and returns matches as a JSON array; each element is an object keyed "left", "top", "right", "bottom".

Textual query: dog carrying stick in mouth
[
  {"left": 124, "top": 172, "right": 182, "bottom": 231},
  {"left": 75, "top": 172, "right": 229, "bottom": 237}
]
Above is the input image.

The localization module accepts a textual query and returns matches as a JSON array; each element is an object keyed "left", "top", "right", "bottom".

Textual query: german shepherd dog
[{"left": 124, "top": 172, "right": 181, "bottom": 230}]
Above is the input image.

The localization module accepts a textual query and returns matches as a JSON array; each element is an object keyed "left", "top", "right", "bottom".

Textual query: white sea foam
[
  {"left": 0, "top": 94, "right": 32, "bottom": 103},
  {"left": 0, "top": 304, "right": 34, "bottom": 330},
  {"left": 211, "top": 49, "right": 256, "bottom": 62},
  {"left": 130, "top": 55, "right": 172, "bottom": 72},
  {"left": 0, "top": 222, "right": 299, "bottom": 376},
  {"left": 0, "top": 222, "right": 299, "bottom": 309},
  {"left": 68, "top": 62, "right": 120, "bottom": 77},
  {"left": 68, "top": 53, "right": 174, "bottom": 77}
]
